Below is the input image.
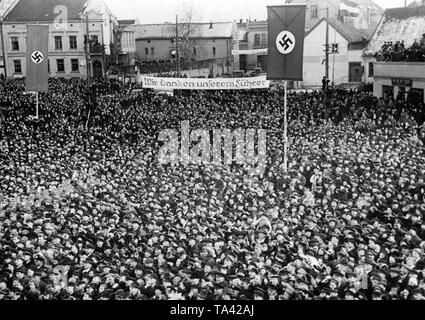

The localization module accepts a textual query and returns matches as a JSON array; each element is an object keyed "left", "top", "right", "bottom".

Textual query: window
[
  {"left": 367, "top": 9, "right": 371, "bottom": 25},
  {"left": 193, "top": 47, "right": 197, "bottom": 56},
  {"left": 145, "top": 48, "right": 149, "bottom": 55},
  {"left": 57, "top": 59, "right": 65, "bottom": 72},
  {"left": 48, "top": 59, "right": 50, "bottom": 73},
  {"left": 13, "top": 60, "right": 22, "bottom": 73},
  {"left": 311, "top": 5, "right": 318, "bottom": 18},
  {"left": 147, "top": 40, "right": 151, "bottom": 43},
  {"left": 254, "top": 34, "right": 261, "bottom": 46},
  {"left": 212, "top": 47, "right": 216, "bottom": 56},
  {"left": 71, "top": 59, "right": 79, "bottom": 72},
  {"left": 69, "top": 36, "right": 77, "bottom": 49},
  {"left": 55, "top": 36, "right": 63, "bottom": 50},
  {"left": 11, "top": 37, "right": 19, "bottom": 51},
  {"left": 151, "top": 47, "right": 154, "bottom": 55},
  {"left": 369, "top": 62, "right": 374, "bottom": 77}
]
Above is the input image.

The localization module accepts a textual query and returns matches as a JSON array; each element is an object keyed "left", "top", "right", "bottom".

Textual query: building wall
[
  {"left": 373, "top": 62, "right": 425, "bottom": 103},
  {"left": 136, "top": 38, "right": 231, "bottom": 62},
  {"left": 2, "top": 20, "right": 108, "bottom": 78},
  {"left": 84, "top": 1, "right": 117, "bottom": 55},
  {"left": 289, "top": 0, "right": 383, "bottom": 30},
  {"left": 245, "top": 22, "right": 268, "bottom": 70},
  {"left": 364, "top": 56, "right": 376, "bottom": 83},
  {"left": 303, "top": 20, "right": 350, "bottom": 87},
  {"left": 0, "top": 0, "right": 18, "bottom": 76}
]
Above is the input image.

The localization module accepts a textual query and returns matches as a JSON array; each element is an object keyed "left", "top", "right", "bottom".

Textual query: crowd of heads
[
  {"left": 1, "top": 77, "right": 425, "bottom": 300},
  {"left": 375, "top": 34, "right": 425, "bottom": 62}
]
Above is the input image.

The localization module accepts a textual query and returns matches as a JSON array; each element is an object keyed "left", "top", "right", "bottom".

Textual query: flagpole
[
  {"left": 35, "top": 91, "right": 39, "bottom": 119},
  {"left": 86, "top": 110, "right": 91, "bottom": 129},
  {"left": 283, "top": 80, "right": 288, "bottom": 173}
]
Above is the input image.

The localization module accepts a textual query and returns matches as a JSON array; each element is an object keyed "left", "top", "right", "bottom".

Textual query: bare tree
[{"left": 168, "top": 3, "right": 202, "bottom": 61}]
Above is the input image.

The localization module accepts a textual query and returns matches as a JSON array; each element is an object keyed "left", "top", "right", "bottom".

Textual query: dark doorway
[
  {"left": 257, "top": 55, "right": 267, "bottom": 73},
  {"left": 239, "top": 55, "right": 247, "bottom": 72},
  {"left": 92, "top": 60, "right": 103, "bottom": 78},
  {"left": 409, "top": 88, "right": 424, "bottom": 105},
  {"left": 349, "top": 62, "right": 362, "bottom": 82},
  {"left": 382, "top": 85, "right": 394, "bottom": 100}
]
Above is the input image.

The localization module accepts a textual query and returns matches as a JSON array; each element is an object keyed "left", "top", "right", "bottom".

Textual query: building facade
[
  {"left": 235, "top": 17, "right": 369, "bottom": 87},
  {"left": 0, "top": 0, "right": 18, "bottom": 76},
  {"left": 287, "top": 0, "right": 383, "bottom": 31},
  {"left": 2, "top": 0, "right": 117, "bottom": 79},
  {"left": 131, "top": 22, "right": 237, "bottom": 76}
]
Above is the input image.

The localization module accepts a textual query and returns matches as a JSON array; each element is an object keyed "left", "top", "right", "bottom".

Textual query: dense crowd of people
[
  {"left": 1, "top": 78, "right": 425, "bottom": 300},
  {"left": 375, "top": 34, "right": 425, "bottom": 62}
]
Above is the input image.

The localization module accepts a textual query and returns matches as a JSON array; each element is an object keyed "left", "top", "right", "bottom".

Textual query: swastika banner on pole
[
  {"left": 26, "top": 25, "right": 49, "bottom": 92},
  {"left": 267, "top": 5, "right": 306, "bottom": 81}
]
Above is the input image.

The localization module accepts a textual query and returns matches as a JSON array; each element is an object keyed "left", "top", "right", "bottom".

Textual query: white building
[{"left": 302, "top": 18, "right": 369, "bottom": 87}]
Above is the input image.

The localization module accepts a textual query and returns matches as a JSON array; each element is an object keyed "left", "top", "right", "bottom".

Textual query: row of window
[
  {"left": 11, "top": 35, "right": 99, "bottom": 51},
  {"left": 13, "top": 58, "right": 80, "bottom": 74},
  {"left": 143, "top": 47, "right": 216, "bottom": 56}
]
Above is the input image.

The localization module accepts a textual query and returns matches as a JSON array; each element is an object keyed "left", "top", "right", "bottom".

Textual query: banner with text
[{"left": 140, "top": 76, "right": 270, "bottom": 91}]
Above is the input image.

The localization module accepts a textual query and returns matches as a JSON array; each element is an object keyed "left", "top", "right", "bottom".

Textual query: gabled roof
[
  {"left": 305, "top": 18, "right": 373, "bottom": 43},
  {"left": 364, "top": 6, "right": 425, "bottom": 55},
  {"left": 132, "top": 22, "right": 235, "bottom": 40},
  {"left": 4, "top": 0, "right": 88, "bottom": 22}
]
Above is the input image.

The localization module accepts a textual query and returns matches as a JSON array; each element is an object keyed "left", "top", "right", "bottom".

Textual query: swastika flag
[
  {"left": 26, "top": 25, "right": 49, "bottom": 92},
  {"left": 267, "top": 5, "right": 306, "bottom": 81}
]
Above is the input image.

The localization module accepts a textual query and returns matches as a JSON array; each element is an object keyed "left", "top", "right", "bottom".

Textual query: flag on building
[
  {"left": 26, "top": 25, "right": 49, "bottom": 92},
  {"left": 267, "top": 5, "right": 306, "bottom": 81},
  {"left": 339, "top": 0, "right": 361, "bottom": 17}
]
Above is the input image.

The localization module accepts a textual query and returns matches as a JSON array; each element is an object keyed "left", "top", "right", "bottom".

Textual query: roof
[
  {"left": 364, "top": 6, "right": 425, "bottom": 55},
  {"left": 408, "top": 1, "right": 425, "bottom": 8},
  {"left": 132, "top": 22, "right": 235, "bottom": 40},
  {"left": 305, "top": 18, "right": 373, "bottom": 43},
  {"left": 118, "top": 19, "right": 136, "bottom": 26},
  {"left": 4, "top": 0, "right": 87, "bottom": 22},
  {"left": 384, "top": 6, "right": 425, "bottom": 20}
]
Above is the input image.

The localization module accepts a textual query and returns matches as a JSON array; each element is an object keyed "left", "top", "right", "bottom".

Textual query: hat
[{"left": 253, "top": 287, "right": 265, "bottom": 297}]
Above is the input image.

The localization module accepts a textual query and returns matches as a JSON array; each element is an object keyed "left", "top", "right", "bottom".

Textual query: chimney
[{"left": 209, "top": 21, "right": 213, "bottom": 29}]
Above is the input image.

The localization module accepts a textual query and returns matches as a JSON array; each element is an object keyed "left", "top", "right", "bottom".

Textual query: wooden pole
[
  {"left": 176, "top": 15, "right": 181, "bottom": 76},
  {"left": 283, "top": 80, "right": 288, "bottom": 173},
  {"left": 86, "top": 110, "right": 91, "bottom": 129},
  {"left": 324, "top": 7, "right": 330, "bottom": 120},
  {"left": 85, "top": 14, "right": 92, "bottom": 87},
  {"left": 35, "top": 91, "right": 39, "bottom": 119}
]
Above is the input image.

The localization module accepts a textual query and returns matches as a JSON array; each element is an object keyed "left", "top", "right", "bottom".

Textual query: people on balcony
[{"left": 375, "top": 37, "right": 425, "bottom": 63}]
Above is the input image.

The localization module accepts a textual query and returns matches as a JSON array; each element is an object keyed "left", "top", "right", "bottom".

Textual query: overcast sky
[{"left": 104, "top": 0, "right": 412, "bottom": 23}]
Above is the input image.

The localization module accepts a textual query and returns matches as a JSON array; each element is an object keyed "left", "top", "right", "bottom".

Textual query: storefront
[{"left": 373, "top": 62, "right": 425, "bottom": 104}]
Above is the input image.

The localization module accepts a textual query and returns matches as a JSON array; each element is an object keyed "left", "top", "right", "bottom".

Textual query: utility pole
[
  {"left": 0, "top": 17, "right": 7, "bottom": 79},
  {"left": 325, "top": 7, "right": 330, "bottom": 86},
  {"left": 324, "top": 7, "right": 330, "bottom": 119},
  {"left": 175, "top": 15, "right": 181, "bottom": 76},
  {"left": 85, "top": 14, "right": 92, "bottom": 87}
]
